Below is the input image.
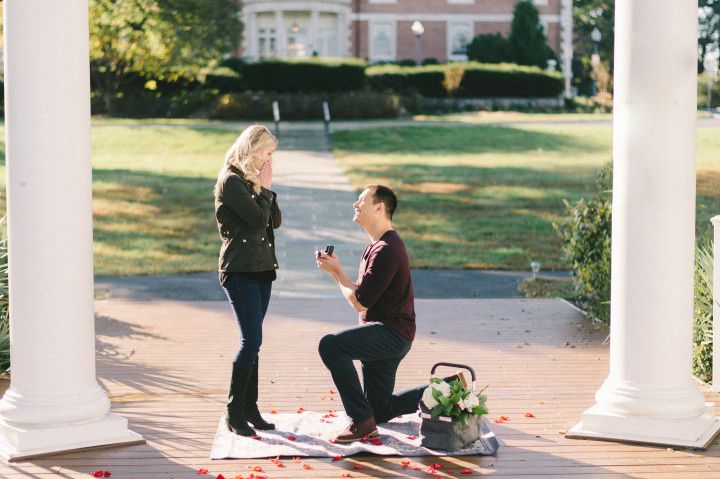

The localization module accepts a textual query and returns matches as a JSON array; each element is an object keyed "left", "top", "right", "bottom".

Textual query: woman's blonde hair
[{"left": 216, "top": 125, "right": 277, "bottom": 195}]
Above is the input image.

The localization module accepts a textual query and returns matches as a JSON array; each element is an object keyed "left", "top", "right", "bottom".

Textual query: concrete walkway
[{"left": 96, "top": 128, "right": 569, "bottom": 300}]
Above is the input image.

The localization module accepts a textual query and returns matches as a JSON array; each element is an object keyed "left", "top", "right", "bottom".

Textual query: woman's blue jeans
[{"left": 221, "top": 274, "right": 272, "bottom": 368}]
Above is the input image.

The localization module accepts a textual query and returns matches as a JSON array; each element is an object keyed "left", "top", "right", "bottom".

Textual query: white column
[
  {"left": 559, "top": 0, "right": 573, "bottom": 96},
  {"left": 568, "top": 0, "right": 720, "bottom": 448},
  {"left": 275, "top": 10, "right": 287, "bottom": 57},
  {"left": 712, "top": 216, "right": 720, "bottom": 390},
  {"left": 243, "top": 11, "right": 257, "bottom": 60},
  {"left": 310, "top": 9, "right": 319, "bottom": 56},
  {"left": 0, "top": 0, "right": 142, "bottom": 461}
]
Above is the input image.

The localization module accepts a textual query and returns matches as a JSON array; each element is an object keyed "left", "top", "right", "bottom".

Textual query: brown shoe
[{"left": 333, "top": 416, "right": 378, "bottom": 444}]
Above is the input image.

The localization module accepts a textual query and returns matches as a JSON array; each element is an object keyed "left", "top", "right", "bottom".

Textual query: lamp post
[
  {"left": 411, "top": 21, "right": 424, "bottom": 66},
  {"left": 590, "top": 27, "right": 602, "bottom": 97}
]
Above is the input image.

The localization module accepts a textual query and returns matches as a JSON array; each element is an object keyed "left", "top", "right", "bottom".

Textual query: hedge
[
  {"left": 211, "top": 91, "right": 401, "bottom": 120},
  {"left": 241, "top": 58, "right": 367, "bottom": 93},
  {"left": 367, "top": 62, "right": 563, "bottom": 98}
]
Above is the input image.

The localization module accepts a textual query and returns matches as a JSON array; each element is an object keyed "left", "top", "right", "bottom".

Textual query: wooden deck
[{"left": 2, "top": 297, "right": 720, "bottom": 478}]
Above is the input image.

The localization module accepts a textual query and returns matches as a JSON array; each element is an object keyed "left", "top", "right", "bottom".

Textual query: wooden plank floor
[{"left": 2, "top": 297, "right": 720, "bottom": 478}]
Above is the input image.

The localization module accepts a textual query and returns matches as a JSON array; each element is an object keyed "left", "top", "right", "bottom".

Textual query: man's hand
[
  {"left": 259, "top": 159, "right": 273, "bottom": 190},
  {"left": 316, "top": 251, "right": 341, "bottom": 277}
]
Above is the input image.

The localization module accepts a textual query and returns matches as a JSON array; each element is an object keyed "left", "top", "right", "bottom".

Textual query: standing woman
[{"left": 214, "top": 125, "right": 281, "bottom": 436}]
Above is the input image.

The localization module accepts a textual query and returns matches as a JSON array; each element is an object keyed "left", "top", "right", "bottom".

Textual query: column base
[
  {"left": 0, "top": 412, "right": 144, "bottom": 462},
  {"left": 567, "top": 402, "right": 720, "bottom": 449}
]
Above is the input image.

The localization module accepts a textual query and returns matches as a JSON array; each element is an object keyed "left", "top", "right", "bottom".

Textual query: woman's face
[{"left": 256, "top": 146, "right": 275, "bottom": 169}]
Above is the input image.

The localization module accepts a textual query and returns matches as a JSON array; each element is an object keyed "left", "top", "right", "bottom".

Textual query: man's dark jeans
[
  {"left": 222, "top": 273, "right": 272, "bottom": 368},
  {"left": 318, "top": 322, "right": 424, "bottom": 423}
]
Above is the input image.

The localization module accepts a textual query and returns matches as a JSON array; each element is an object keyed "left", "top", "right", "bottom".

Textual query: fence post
[
  {"left": 712, "top": 215, "right": 720, "bottom": 390},
  {"left": 272, "top": 101, "right": 280, "bottom": 139},
  {"left": 322, "top": 100, "right": 332, "bottom": 148}
]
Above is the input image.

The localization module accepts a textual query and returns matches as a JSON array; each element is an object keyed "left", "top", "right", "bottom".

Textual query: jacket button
[
  {"left": 273, "top": 263, "right": 277, "bottom": 267},
  {"left": 269, "top": 243, "right": 272, "bottom": 247},
  {"left": 251, "top": 194, "right": 256, "bottom": 198},
  {"left": 261, "top": 237, "right": 265, "bottom": 241},
  {"left": 242, "top": 239, "right": 247, "bottom": 243}
]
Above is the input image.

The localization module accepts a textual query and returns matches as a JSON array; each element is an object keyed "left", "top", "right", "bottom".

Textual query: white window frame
[
  {"left": 369, "top": 21, "right": 396, "bottom": 63},
  {"left": 448, "top": 0, "right": 474, "bottom": 4},
  {"left": 447, "top": 21, "right": 473, "bottom": 62}
]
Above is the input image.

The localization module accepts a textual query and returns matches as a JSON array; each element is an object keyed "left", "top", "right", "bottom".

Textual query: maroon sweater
[{"left": 354, "top": 230, "right": 416, "bottom": 341}]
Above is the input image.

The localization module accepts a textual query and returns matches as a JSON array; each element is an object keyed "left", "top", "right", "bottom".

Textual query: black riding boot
[
  {"left": 244, "top": 359, "right": 275, "bottom": 430},
  {"left": 226, "top": 363, "right": 256, "bottom": 436}
]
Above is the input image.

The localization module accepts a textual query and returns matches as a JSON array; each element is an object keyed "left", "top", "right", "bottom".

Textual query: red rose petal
[
  {"left": 252, "top": 435, "right": 262, "bottom": 440},
  {"left": 270, "top": 410, "right": 278, "bottom": 414},
  {"left": 303, "top": 463, "right": 313, "bottom": 470},
  {"left": 92, "top": 472, "right": 104, "bottom": 478},
  {"left": 406, "top": 435, "right": 417, "bottom": 440},
  {"left": 217, "top": 475, "right": 226, "bottom": 479},
  {"left": 401, "top": 460, "right": 411, "bottom": 468},
  {"left": 353, "top": 465, "right": 366, "bottom": 470},
  {"left": 198, "top": 468, "right": 209, "bottom": 475},
  {"left": 287, "top": 435, "right": 297, "bottom": 441},
  {"left": 342, "top": 474, "right": 352, "bottom": 478},
  {"left": 333, "top": 455, "right": 343, "bottom": 461},
  {"left": 104, "top": 473, "right": 111, "bottom": 478},
  {"left": 461, "top": 469, "right": 473, "bottom": 475},
  {"left": 293, "top": 457, "right": 302, "bottom": 463},
  {"left": 297, "top": 407, "right": 305, "bottom": 413},
  {"left": 432, "top": 463, "right": 443, "bottom": 469},
  {"left": 253, "top": 466, "right": 263, "bottom": 472},
  {"left": 524, "top": 412, "right": 535, "bottom": 418}
]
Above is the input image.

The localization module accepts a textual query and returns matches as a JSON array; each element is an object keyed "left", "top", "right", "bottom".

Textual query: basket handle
[{"left": 430, "top": 362, "right": 476, "bottom": 382}]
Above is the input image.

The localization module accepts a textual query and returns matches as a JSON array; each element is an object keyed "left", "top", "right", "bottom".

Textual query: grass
[
  {"left": 0, "top": 116, "right": 718, "bottom": 275},
  {"left": 333, "top": 122, "right": 720, "bottom": 270}
]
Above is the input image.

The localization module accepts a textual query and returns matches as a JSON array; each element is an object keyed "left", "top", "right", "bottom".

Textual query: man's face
[{"left": 353, "top": 188, "right": 378, "bottom": 225}]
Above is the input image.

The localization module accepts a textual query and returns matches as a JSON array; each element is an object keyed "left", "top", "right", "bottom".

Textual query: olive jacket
[{"left": 215, "top": 165, "right": 281, "bottom": 274}]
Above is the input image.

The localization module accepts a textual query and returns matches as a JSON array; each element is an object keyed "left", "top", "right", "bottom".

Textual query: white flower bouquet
[{"left": 421, "top": 376, "right": 488, "bottom": 424}]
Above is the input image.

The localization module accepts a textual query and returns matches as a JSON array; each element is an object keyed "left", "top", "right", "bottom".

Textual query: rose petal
[
  {"left": 406, "top": 435, "right": 417, "bottom": 440},
  {"left": 297, "top": 407, "right": 305, "bottom": 413},
  {"left": 333, "top": 455, "right": 343, "bottom": 461},
  {"left": 524, "top": 412, "right": 535, "bottom": 418},
  {"left": 104, "top": 473, "right": 111, "bottom": 478},
  {"left": 234, "top": 475, "right": 244, "bottom": 479},
  {"left": 270, "top": 410, "right": 278, "bottom": 414},
  {"left": 461, "top": 469, "right": 473, "bottom": 475},
  {"left": 447, "top": 470, "right": 455, "bottom": 475},
  {"left": 432, "top": 463, "right": 443, "bottom": 469},
  {"left": 198, "top": 468, "right": 209, "bottom": 475},
  {"left": 252, "top": 435, "right": 262, "bottom": 440},
  {"left": 342, "top": 474, "right": 352, "bottom": 478},
  {"left": 93, "top": 472, "right": 104, "bottom": 478},
  {"left": 253, "top": 466, "right": 263, "bottom": 472},
  {"left": 217, "top": 475, "right": 226, "bottom": 479},
  {"left": 287, "top": 435, "right": 297, "bottom": 441},
  {"left": 401, "top": 460, "right": 411, "bottom": 468},
  {"left": 353, "top": 465, "right": 366, "bottom": 470},
  {"left": 303, "top": 463, "right": 313, "bottom": 470},
  {"left": 293, "top": 457, "right": 302, "bottom": 463}
]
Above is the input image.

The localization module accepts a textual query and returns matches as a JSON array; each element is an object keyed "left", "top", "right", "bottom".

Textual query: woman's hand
[{"left": 259, "top": 159, "right": 273, "bottom": 190}]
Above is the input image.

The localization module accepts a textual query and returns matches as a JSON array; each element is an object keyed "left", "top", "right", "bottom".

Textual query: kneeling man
[{"left": 316, "top": 184, "right": 421, "bottom": 443}]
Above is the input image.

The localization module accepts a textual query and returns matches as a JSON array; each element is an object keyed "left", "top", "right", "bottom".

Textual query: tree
[
  {"left": 89, "top": 0, "right": 242, "bottom": 115},
  {"left": 573, "top": 0, "right": 615, "bottom": 73},
  {"left": 466, "top": 33, "right": 513, "bottom": 63},
  {"left": 509, "top": 0, "right": 553, "bottom": 68},
  {"left": 699, "top": 0, "right": 720, "bottom": 73}
]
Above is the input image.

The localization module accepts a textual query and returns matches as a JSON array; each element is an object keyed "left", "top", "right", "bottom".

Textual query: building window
[
  {"left": 369, "top": 21, "right": 396, "bottom": 62},
  {"left": 258, "top": 27, "right": 276, "bottom": 58},
  {"left": 447, "top": 22, "right": 473, "bottom": 61}
]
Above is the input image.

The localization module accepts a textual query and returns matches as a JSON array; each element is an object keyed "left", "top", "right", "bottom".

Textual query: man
[{"left": 316, "top": 184, "right": 420, "bottom": 443}]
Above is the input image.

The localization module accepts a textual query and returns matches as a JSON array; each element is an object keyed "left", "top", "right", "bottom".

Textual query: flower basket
[{"left": 419, "top": 362, "right": 492, "bottom": 452}]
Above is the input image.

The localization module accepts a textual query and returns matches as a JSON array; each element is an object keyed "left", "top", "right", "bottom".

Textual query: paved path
[{"left": 96, "top": 128, "right": 569, "bottom": 300}]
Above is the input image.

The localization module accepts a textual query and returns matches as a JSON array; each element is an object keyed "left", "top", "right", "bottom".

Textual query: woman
[{"left": 214, "top": 125, "right": 281, "bottom": 436}]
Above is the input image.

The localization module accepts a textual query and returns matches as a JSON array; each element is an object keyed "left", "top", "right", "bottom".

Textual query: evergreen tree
[
  {"left": 466, "top": 34, "right": 513, "bottom": 63},
  {"left": 509, "top": 0, "right": 552, "bottom": 68}
]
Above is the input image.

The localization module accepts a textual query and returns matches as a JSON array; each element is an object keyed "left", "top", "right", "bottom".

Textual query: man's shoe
[{"left": 333, "top": 416, "right": 378, "bottom": 444}]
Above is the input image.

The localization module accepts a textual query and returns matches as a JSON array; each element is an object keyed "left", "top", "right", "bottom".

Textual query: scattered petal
[
  {"left": 287, "top": 435, "right": 297, "bottom": 441},
  {"left": 406, "top": 435, "right": 417, "bottom": 440},
  {"left": 330, "top": 389, "right": 336, "bottom": 394},
  {"left": 217, "top": 475, "right": 225, "bottom": 479},
  {"left": 342, "top": 474, "right": 352, "bottom": 478},
  {"left": 401, "top": 460, "right": 411, "bottom": 468},
  {"left": 234, "top": 475, "right": 244, "bottom": 479},
  {"left": 252, "top": 435, "right": 262, "bottom": 440},
  {"left": 198, "top": 468, "right": 209, "bottom": 475},
  {"left": 297, "top": 407, "right": 305, "bottom": 413},
  {"left": 92, "top": 472, "right": 104, "bottom": 478},
  {"left": 303, "top": 463, "right": 313, "bottom": 470},
  {"left": 293, "top": 457, "right": 302, "bottom": 463},
  {"left": 332, "top": 455, "right": 343, "bottom": 461},
  {"left": 104, "top": 473, "right": 111, "bottom": 478},
  {"left": 432, "top": 463, "right": 443, "bottom": 469},
  {"left": 461, "top": 469, "right": 473, "bottom": 475},
  {"left": 524, "top": 412, "right": 535, "bottom": 418},
  {"left": 353, "top": 465, "right": 366, "bottom": 470},
  {"left": 370, "top": 438, "right": 384, "bottom": 445},
  {"left": 253, "top": 466, "right": 263, "bottom": 472},
  {"left": 447, "top": 470, "right": 455, "bottom": 475},
  {"left": 270, "top": 410, "right": 278, "bottom": 414}
]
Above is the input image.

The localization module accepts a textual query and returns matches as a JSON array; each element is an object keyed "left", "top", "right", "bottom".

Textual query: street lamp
[
  {"left": 590, "top": 27, "right": 602, "bottom": 96},
  {"left": 411, "top": 20, "right": 424, "bottom": 66}
]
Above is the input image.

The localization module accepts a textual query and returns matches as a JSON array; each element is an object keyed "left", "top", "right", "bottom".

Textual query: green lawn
[
  {"left": 0, "top": 117, "right": 718, "bottom": 275},
  {"left": 333, "top": 122, "right": 720, "bottom": 270}
]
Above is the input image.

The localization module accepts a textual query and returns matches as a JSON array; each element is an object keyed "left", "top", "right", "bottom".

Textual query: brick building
[{"left": 239, "top": 0, "right": 573, "bottom": 93}]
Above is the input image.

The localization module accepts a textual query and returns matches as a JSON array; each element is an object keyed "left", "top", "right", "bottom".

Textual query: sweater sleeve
[
  {"left": 221, "top": 176, "right": 273, "bottom": 229},
  {"left": 354, "top": 244, "right": 398, "bottom": 309}
]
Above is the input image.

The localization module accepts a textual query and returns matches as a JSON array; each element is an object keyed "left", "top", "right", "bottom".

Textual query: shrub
[
  {"left": 422, "top": 57, "right": 440, "bottom": 65},
  {"left": 211, "top": 91, "right": 401, "bottom": 120},
  {"left": 0, "top": 218, "right": 8, "bottom": 373},
  {"left": 467, "top": 33, "right": 513, "bottom": 63},
  {"left": 367, "top": 62, "right": 563, "bottom": 98},
  {"left": 698, "top": 73, "right": 720, "bottom": 110},
  {"left": 205, "top": 66, "right": 244, "bottom": 93},
  {"left": 241, "top": 58, "right": 367, "bottom": 93},
  {"left": 398, "top": 59, "right": 418, "bottom": 67},
  {"left": 555, "top": 162, "right": 612, "bottom": 324},
  {"left": 693, "top": 237, "right": 713, "bottom": 382}
]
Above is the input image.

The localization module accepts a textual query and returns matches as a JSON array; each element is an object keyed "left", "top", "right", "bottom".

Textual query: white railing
[{"left": 712, "top": 215, "right": 720, "bottom": 390}]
